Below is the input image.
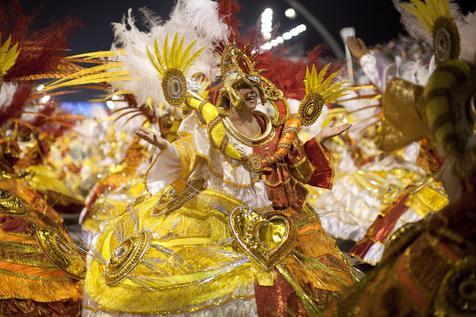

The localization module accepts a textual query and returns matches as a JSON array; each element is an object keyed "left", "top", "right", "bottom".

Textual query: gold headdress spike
[
  {"left": 400, "top": 0, "right": 460, "bottom": 64},
  {"left": 147, "top": 33, "right": 204, "bottom": 107},
  {"left": 299, "top": 64, "right": 351, "bottom": 126},
  {"left": 0, "top": 35, "right": 20, "bottom": 80}
]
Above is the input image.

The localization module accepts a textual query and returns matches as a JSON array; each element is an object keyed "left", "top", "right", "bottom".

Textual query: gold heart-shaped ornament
[{"left": 229, "top": 206, "right": 295, "bottom": 269}]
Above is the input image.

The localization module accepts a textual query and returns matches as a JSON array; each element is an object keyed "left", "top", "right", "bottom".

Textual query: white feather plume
[
  {"left": 459, "top": 12, "right": 476, "bottom": 63},
  {"left": 109, "top": 0, "right": 230, "bottom": 107},
  {"left": 393, "top": 0, "right": 432, "bottom": 43}
]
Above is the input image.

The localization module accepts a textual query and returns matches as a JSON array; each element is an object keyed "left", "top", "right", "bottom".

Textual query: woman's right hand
[{"left": 135, "top": 127, "right": 169, "bottom": 150}]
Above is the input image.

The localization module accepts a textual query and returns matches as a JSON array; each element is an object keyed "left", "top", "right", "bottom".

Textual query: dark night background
[
  {"left": 17, "top": 0, "right": 476, "bottom": 54},
  {"left": 12, "top": 0, "right": 476, "bottom": 103}
]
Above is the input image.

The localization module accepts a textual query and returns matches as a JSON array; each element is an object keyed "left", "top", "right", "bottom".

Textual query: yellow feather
[
  {"left": 176, "top": 36, "right": 185, "bottom": 67},
  {"left": 322, "top": 81, "right": 348, "bottom": 100},
  {"left": 319, "top": 69, "right": 341, "bottom": 92},
  {"left": 426, "top": 0, "right": 438, "bottom": 21},
  {"left": 170, "top": 33, "right": 179, "bottom": 69},
  {"left": 315, "top": 63, "right": 330, "bottom": 90},
  {"left": 400, "top": 0, "right": 452, "bottom": 34},
  {"left": 44, "top": 71, "right": 129, "bottom": 91},
  {"left": 163, "top": 34, "right": 170, "bottom": 69},
  {"left": 147, "top": 33, "right": 203, "bottom": 77},
  {"left": 43, "top": 63, "right": 124, "bottom": 90},
  {"left": 153, "top": 39, "right": 165, "bottom": 74},
  {"left": 182, "top": 47, "right": 204, "bottom": 72},
  {"left": 0, "top": 35, "right": 20, "bottom": 76},
  {"left": 1, "top": 36, "right": 11, "bottom": 53},
  {"left": 325, "top": 88, "right": 350, "bottom": 103},
  {"left": 180, "top": 40, "right": 198, "bottom": 69},
  {"left": 147, "top": 46, "right": 161, "bottom": 75},
  {"left": 67, "top": 50, "right": 121, "bottom": 60},
  {"left": 304, "top": 67, "right": 311, "bottom": 95}
]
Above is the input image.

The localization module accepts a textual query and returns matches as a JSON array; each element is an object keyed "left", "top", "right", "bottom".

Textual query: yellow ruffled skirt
[{"left": 85, "top": 185, "right": 355, "bottom": 315}]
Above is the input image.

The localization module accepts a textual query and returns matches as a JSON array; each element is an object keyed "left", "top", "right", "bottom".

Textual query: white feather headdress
[{"left": 110, "top": 0, "right": 230, "bottom": 107}]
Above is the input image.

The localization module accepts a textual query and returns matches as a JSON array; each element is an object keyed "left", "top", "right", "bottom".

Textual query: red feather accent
[
  {"left": 217, "top": 0, "right": 241, "bottom": 43},
  {"left": 0, "top": 0, "right": 82, "bottom": 81},
  {"left": 255, "top": 47, "right": 331, "bottom": 100}
]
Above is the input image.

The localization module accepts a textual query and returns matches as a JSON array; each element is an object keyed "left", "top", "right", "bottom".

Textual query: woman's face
[{"left": 237, "top": 84, "right": 260, "bottom": 111}]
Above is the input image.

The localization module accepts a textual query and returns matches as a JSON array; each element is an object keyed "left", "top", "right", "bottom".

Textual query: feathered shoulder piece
[{"left": 299, "top": 64, "right": 351, "bottom": 126}]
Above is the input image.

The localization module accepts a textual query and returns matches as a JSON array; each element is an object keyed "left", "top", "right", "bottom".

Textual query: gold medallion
[
  {"left": 34, "top": 227, "right": 86, "bottom": 279},
  {"left": 105, "top": 231, "right": 152, "bottom": 286},
  {"left": 299, "top": 92, "right": 324, "bottom": 126},
  {"left": 436, "top": 258, "right": 476, "bottom": 315},
  {"left": 162, "top": 69, "right": 187, "bottom": 107},
  {"left": 245, "top": 154, "right": 263, "bottom": 173}
]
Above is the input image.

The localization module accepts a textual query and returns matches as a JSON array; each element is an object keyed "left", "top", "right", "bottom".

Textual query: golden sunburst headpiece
[
  {"left": 299, "top": 64, "right": 351, "bottom": 126},
  {"left": 0, "top": 35, "right": 20, "bottom": 82},
  {"left": 147, "top": 33, "right": 204, "bottom": 107},
  {"left": 400, "top": 0, "right": 460, "bottom": 64}
]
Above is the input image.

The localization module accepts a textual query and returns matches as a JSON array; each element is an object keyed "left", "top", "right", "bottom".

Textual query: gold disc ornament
[
  {"left": 245, "top": 154, "right": 263, "bottom": 173},
  {"left": 299, "top": 92, "right": 324, "bottom": 126},
  {"left": 433, "top": 18, "right": 461, "bottom": 65},
  {"left": 34, "top": 227, "right": 86, "bottom": 279},
  {"left": 105, "top": 231, "right": 152, "bottom": 286},
  {"left": 162, "top": 69, "right": 187, "bottom": 107}
]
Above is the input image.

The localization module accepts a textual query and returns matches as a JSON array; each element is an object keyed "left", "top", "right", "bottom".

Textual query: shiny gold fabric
[
  {"left": 378, "top": 78, "right": 429, "bottom": 152},
  {"left": 0, "top": 175, "right": 83, "bottom": 316}
]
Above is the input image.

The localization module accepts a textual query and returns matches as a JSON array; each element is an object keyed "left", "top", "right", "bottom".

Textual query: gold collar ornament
[
  {"left": 229, "top": 206, "right": 295, "bottom": 269},
  {"left": 223, "top": 111, "right": 274, "bottom": 147}
]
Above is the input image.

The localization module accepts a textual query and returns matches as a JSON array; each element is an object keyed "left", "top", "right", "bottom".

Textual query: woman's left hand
[{"left": 315, "top": 119, "right": 351, "bottom": 143}]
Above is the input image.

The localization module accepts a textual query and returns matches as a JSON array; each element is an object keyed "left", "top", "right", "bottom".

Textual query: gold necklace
[{"left": 223, "top": 111, "right": 274, "bottom": 147}]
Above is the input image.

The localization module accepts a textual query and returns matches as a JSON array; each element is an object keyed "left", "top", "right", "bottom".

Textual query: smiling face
[{"left": 236, "top": 83, "right": 260, "bottom": 111}]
